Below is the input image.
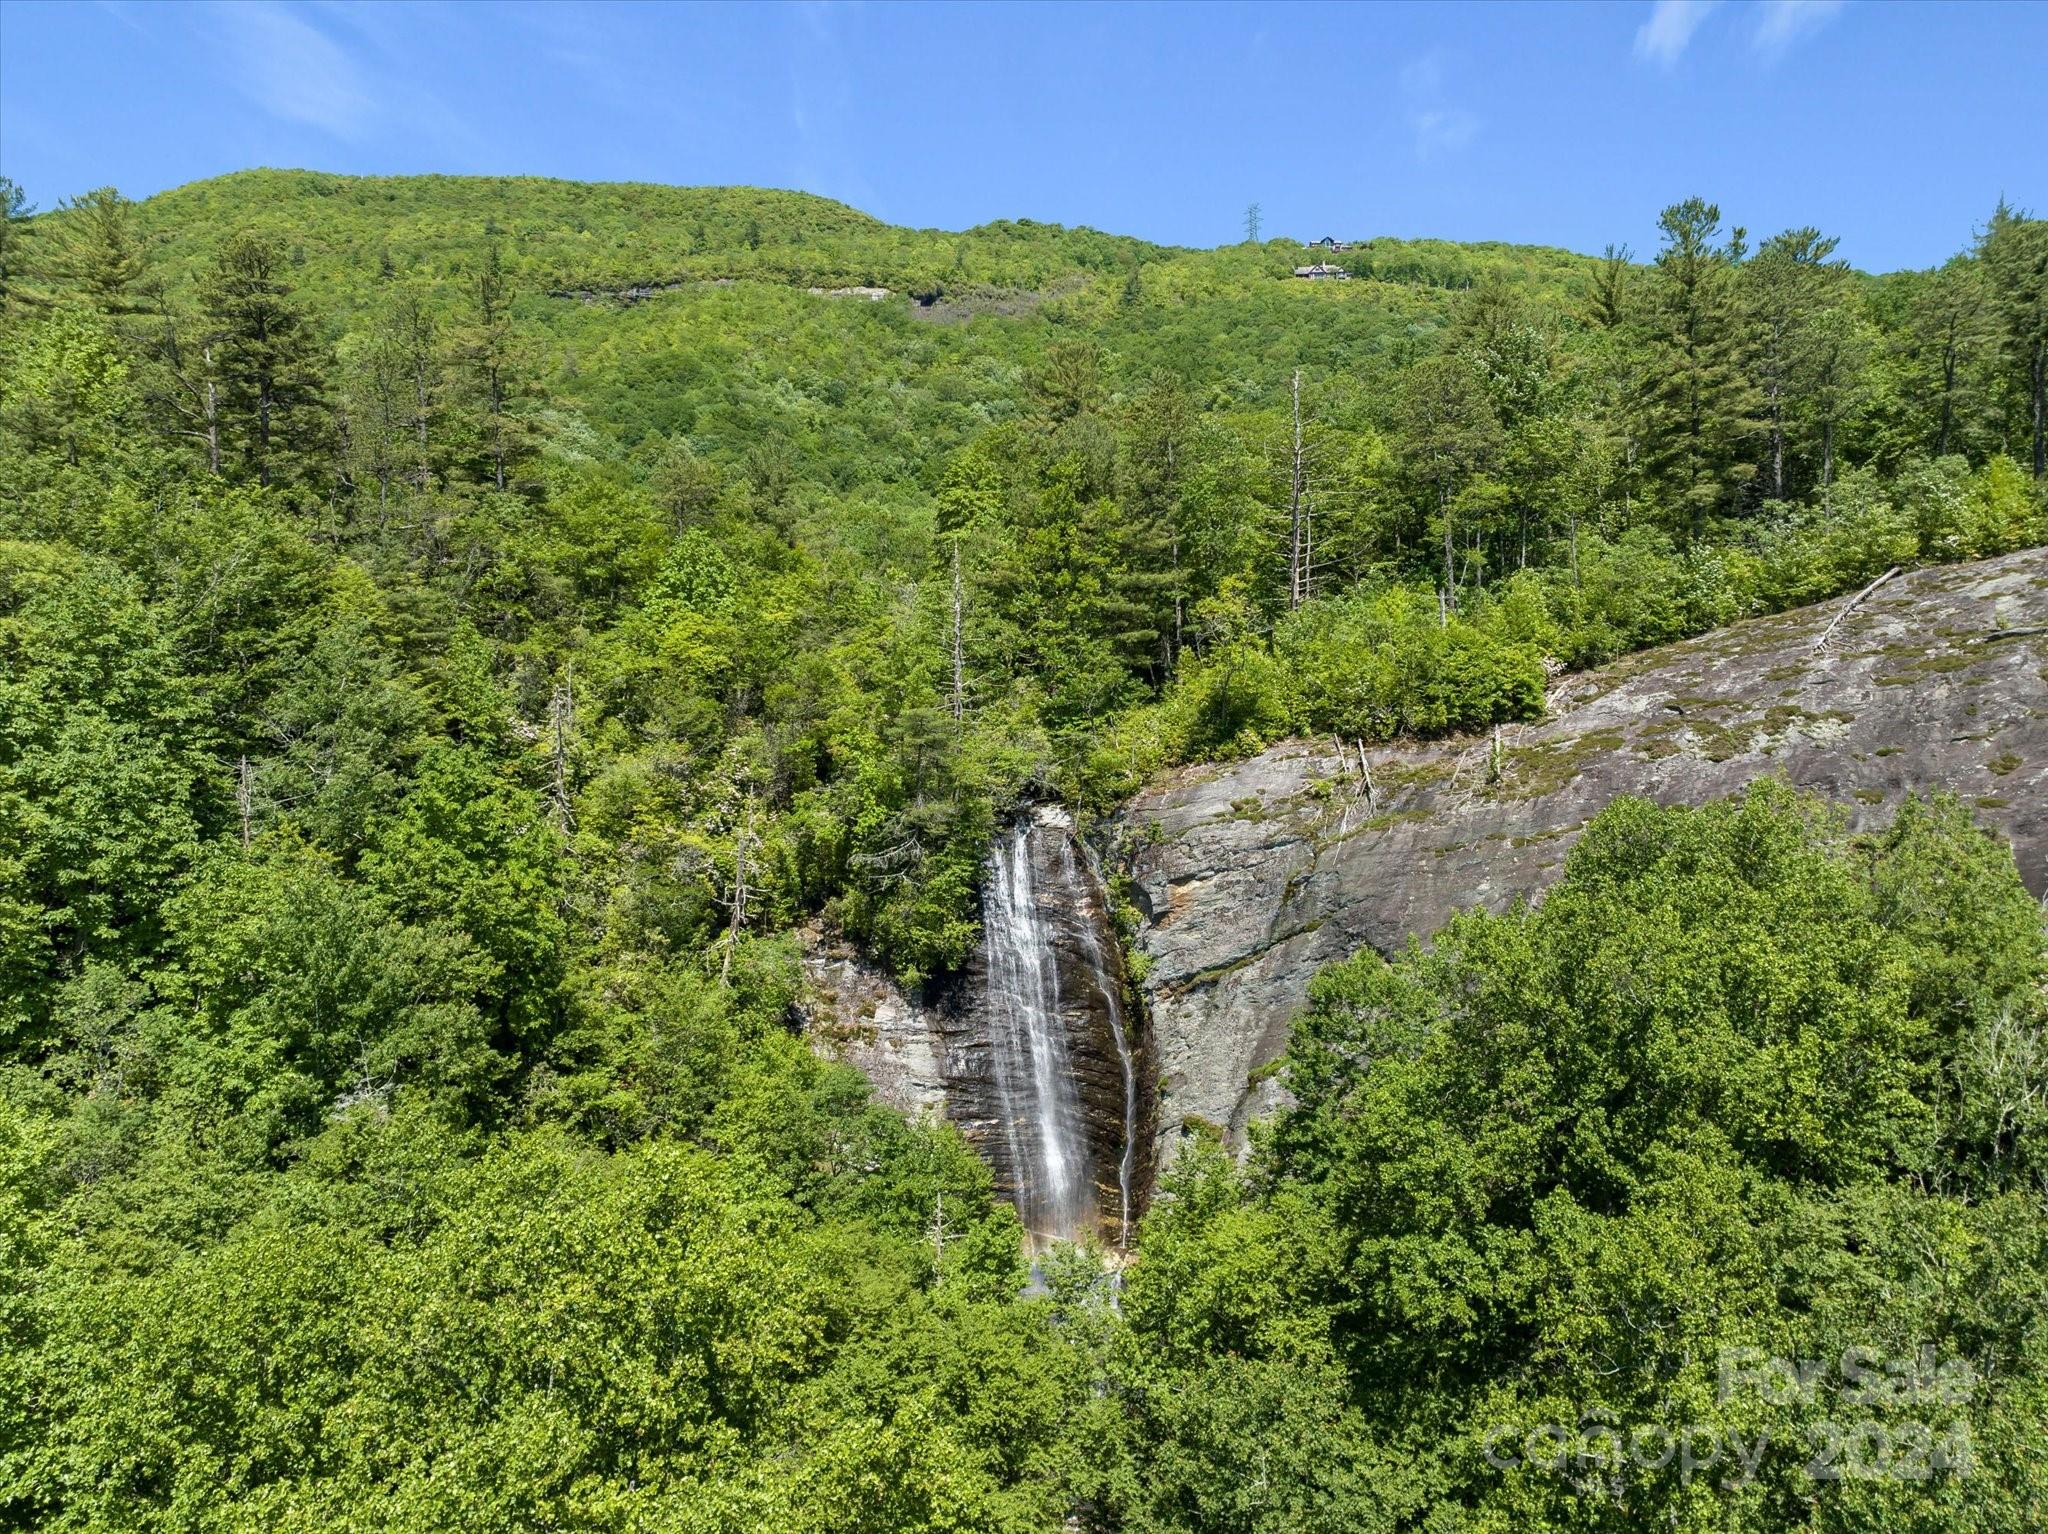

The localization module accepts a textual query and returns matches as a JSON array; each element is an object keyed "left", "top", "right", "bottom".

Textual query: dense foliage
[
  {"left": 1109, "top": 786, "right": 2047, "bottom": 1531},
  {"left": 1, "top": 167, "right": 2044, "bottom": 1529}
]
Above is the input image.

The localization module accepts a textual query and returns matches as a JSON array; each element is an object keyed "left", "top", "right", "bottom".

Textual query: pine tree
[
  {"left": 385, "top": 285, "right": 439, "bottom": 493},
  {"left": 1905, "top": 256, "right": 1996, "bottom": 460},
  {"left": 201, "top": 231, "right": 328, "bottom": 489},
  {"left": 1121, "top": 373, "right": 1195, "bottom": 667},
  {"left": 1799, "top": 305, "right": 1874, "bottom": 504},
  {"left": 1979, "top": 201, "right": 2048, "bottom": 478},
  {"left": 1746, "top": 227, "right": 1848, "bottom": 500},
  {"left": 48, "top": 186, "right": 147, "bottom": 318},
  {"left": 464, "top": 238, "right": 524, "bottom": 492},
  {"left": 336, "top": 308, "right": 411, "bottom": 517},
  {"left": 1398, "top": 353, "right": 1502, "bottom": 614},
  {"left": 0, "top": 176, "right": 35, "bottom": 313},
  {"left": 1589, "top": 243, "right": 1632, "bottom": 329},
  {"left": 1641, "top": 198, "right": 1761, "bottom": 537}
]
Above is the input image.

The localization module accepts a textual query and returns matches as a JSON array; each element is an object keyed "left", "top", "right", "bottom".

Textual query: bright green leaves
[
  {"left": 359, "top": 744, "right": 569, "bottom": 1043},
  {"left": 0, "top": 543, "right": 205, "bottom": 1043},
  {"left": 0, "top": 308, "right": 132, "bottom": 468},
  {"left": 156, "top": 840, "right": 501, "bottom": 1168},
  {"left": 18, "top": 1103, "right": 1063, "bottom": 1532},
  {"left": 1278, "top": 584, "right": 1546, "bottom": 741},
  {"left": 1148, "top": 784, "right": 2048, "bottom": 1529}
]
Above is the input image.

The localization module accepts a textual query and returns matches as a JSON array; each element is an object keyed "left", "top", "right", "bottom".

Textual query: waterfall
[
  {"left": 1050, "top": 833, "right": 1139, "bottom": 1248},
  {"left": 982, "top": 818, "right": 1095, "bottom": 1248},
  {"left": 977, "top": 807, "right": 1145, "bottom": 1251}
]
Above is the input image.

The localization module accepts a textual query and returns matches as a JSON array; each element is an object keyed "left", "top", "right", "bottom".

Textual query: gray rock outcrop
[
  {"left": 796, "top": 925, "right": 949, "bottom": 1120},
  {"left": 1113, "top": 551, "right": 2048, "bottom": 1174}
]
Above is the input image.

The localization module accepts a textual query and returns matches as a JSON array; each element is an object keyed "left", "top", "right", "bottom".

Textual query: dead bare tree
[
  {"left": 950, "top": 535, "right": 966, "bottom": 724},
  {"left": 149, "top": 303, "right": 223, "bottom": 475},
  {"left": 1812, "top": 566, "right": 1900, "bottom": 652},
  {"left": 236, "top": 755, "right": 253, "bottom": 849},
  {"left": 1288, "top": 368, "right": 1308, "bottom": 608},
  {"left": 721, "top": 790, "right": 758, "bottom": 985},
  {"left": 548, "top": 664, "right": 575, "bottom": 832}
]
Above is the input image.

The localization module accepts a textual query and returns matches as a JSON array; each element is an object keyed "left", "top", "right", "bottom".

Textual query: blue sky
[{"left": 1, "top": 0, "right": 2040, "bottom": 272}]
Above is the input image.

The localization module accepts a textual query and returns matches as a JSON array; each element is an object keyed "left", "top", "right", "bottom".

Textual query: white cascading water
[
  {"left": 981, "top": 809, "right": 1139, "bottom": 1251},
  {"left": 1051, "top": 833, "right": 1139, "bottom": 1248}
]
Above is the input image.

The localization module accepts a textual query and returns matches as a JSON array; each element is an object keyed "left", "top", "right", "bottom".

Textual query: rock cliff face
[
  {"left": 1113, "top": 551, "right": 2048, "bottom": 1174},
  {"left": 796, "top": 926, "right": 948, "bottom": 1121}
]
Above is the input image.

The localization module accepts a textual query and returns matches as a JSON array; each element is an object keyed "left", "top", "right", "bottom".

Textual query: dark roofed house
[{"left": 1309, "top": 236, "right": 1348, "bottom": 252}]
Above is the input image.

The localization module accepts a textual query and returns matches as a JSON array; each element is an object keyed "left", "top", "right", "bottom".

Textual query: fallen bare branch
[{"left": 1812, "top": 566, "right": 1900, "bottom": 652}]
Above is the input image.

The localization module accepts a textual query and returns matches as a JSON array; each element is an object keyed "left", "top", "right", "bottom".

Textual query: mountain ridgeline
[{"left": 2, "top": 169, "right": 2046, "bottom": 1530}]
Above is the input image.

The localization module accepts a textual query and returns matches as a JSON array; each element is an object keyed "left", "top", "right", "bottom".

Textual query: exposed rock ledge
[
  {"left": 1112, "top": 550, "right": 2048, "bottom": 1175},
  {"left": 795, "top": 924, "right": 948, "bottom": 1121}
]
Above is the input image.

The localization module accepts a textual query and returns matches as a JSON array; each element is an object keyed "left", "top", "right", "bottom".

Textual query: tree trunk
[
  {"left": 722, "top": 792, "right": 755, "bottom": 985},
  {"left": 1768, "top": 382, "right": 1785, "bottom": 500},
  {"left": 413, "top": 354, "right": 433, "bottom": 491},
  {"left": 949, "top": 538, "right": 965, "bottom": 724},
  {"left": 549, "top": 666, "right": 575, "bottom": 832},
  {"left": 1302, "top": 490, "right": 1313, "bottom": 604},
  {"left": 1166, "top": 437, "right": 1182, "bottom": 665},
  {"left": 489, "top": 361, "right": 507, "bottom": 491},
  {"left": 257, "top": 376, "right": 273, "bottom": 487},
  {"left": 202, "top": 345, "right": 222, "bottom": 475},
  {"left": 1936, "top": 329, "right": 1957, "bottom": 458},
  {"left": 2032, "top": 338, "right": 2045, "bottom": 480},
  {"left": 1288, "top": 368, "right": 1306, "bottom": 608},
  {"left": 1440, "top": 483, "right": 1456, "bottom": 618}
]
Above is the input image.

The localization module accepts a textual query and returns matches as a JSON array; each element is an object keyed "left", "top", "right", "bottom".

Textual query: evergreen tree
[
  {"left": 383, "top": 284, "right": 440, "bottom": 493},
  {"left": 1588, "top": 242, "right": 1631, "bottom": 329},
  {"left": 46, "top": 186, "right": 146, "bottom": 318},
  {"left": 200, "top": 231, "right": 328, "bottom": 489},
  {"left": 1798, "top": 303, "right": 1875, "bottom": 502},
  {"left": 1398, "top": 352, "right": 1502, "bottom": 612},
  {"left": 459, "top": 237, "right": 529, "bottom": 492},
  {"left": 0, "top": 175, "right": 35, "bottom": 312},
  {"left": 1121, "top": 373, "right": 1196, "bottom": 667},
  {"left": 1746, "top": 226, "right": 1848, "bottom": 500},
  {"left": 335, "top": 305, "right": 412, "bottom": 517},
  {"left": 1979, "top": 201, "right": 2048, "bottom": 477},
  {"left": 1641, "top": 198, "right": 1760, "bottom": 535},
  {"left": 1903, "top": 254, "right": 1997, "bottom": 460}
]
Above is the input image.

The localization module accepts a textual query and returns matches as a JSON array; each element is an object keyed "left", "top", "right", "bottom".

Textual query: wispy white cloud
[
  {"left": 1413, "top": 108, "right": 1481, "bottom": 158},
  {"left": 1635, "top": 0, "right": 1718, "bottom": 67},
  {"left": 1753, "top": 0, "right": 1846, "bottom": 60},
  {"left": 1399, "top": 55, "right": 1444, "bottom": 98},
  {"left": 212, "top": 2, "right": 374, "bottom": 139},
  {"left": 1400, "top": 52, "right": 1481, "bottom": 161}
]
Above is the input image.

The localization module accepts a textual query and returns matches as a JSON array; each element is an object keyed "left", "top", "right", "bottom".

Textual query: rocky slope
[{"left": 1113, "top": 551, "right": 2048, "bottom": 1173}]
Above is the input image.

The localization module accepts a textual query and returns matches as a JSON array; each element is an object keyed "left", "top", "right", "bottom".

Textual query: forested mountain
[{"left": 1, "top": 168, "right": 2044, "bottom": 1531}]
